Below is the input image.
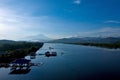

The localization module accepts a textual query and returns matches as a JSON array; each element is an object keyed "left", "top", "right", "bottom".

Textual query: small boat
[{"left": 45, "top": 51, "right": 57, "bottom": 57}]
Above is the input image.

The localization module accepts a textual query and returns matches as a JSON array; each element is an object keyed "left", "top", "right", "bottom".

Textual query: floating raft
[{"left": 45, "top": 51, "right": 57, "bottom": 57}]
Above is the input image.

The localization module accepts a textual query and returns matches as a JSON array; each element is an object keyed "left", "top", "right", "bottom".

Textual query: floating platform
[{"left": 45, "top": 51, "right": 57, "bottom": 57}]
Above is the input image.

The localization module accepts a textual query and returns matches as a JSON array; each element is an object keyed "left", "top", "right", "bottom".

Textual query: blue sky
[{"left": 0, "top": 0, "right": 120, "bottom": 40}]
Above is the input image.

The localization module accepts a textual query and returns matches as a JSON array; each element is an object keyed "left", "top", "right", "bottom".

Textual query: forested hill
[
  {"left": 0, "top": 40, "right": 44, "bottom": 58},
  {"left": 49, "top": 37, "right": 120, "bottom": 43},
  {"left": 0, "top": 40, "right": 16, "bottom": 44},
  {"left": 49, "top": 37, "right": 120, "bottom": 49}
]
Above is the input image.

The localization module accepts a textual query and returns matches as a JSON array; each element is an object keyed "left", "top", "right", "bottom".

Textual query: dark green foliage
[
  {"left": 0, "top": 41, "right": 43, "bottom": 58},
  {"left": 67, "top": 42, "right": 120, "bottom": 49},
  {"left": 0, "top": 41, "right": 43, "bottom": 51}
]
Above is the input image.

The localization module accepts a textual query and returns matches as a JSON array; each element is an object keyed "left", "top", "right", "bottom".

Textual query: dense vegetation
[
  {"left": 0, "top": 41, "right": 43, "bottom": 59},
  {"left": 67, "top": 42, "right": 120, "bottom": 49},
  {"left": 49, "top": 37, "right": 120, "bottom": 44}
]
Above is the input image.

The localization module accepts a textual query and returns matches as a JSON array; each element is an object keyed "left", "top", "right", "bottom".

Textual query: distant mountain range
[
  {"left": 22, "top": 34, "right": 52, "bottom": 42},
  {"left": 0, "top": 37, "right": 120, "bottom": 44},
  {"left": 0, "top": 40, "right": 16, "bottom": 44},
  {"left": 49, "top": 37, "right": 120, "bottom": 43}
]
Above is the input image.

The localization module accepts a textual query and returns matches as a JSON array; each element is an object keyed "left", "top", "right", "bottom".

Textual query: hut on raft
[{"left": 10, "top": 58, "right": 31, "bottom": 70}]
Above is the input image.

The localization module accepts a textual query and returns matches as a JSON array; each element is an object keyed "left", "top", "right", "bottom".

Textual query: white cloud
[
  {"left": 0, "top": 7, "right": 55, "bottom": 40},
  {"left": 0, "top": 6, "right": 73, "bottom": 40},
  {"left": 76, "top": 27, "right": 120, "bottom": 38},
  {"left": 73, "top": 0, "right": 81, "bottom": 5},
  {"left": 104, "top": 20, "right": 120, "bottom": 24}
]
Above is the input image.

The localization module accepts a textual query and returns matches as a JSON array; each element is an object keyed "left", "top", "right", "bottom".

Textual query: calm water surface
[{"left": 0, "top": 43, "right": 120, "bottom": 80}]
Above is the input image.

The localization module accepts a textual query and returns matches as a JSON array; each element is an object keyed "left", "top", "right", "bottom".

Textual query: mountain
[
  {"left": 49, "top": 37, "right": 120, "bottom": 43},
  {"left": 0, "top": 40, "right": 16, "bottom": 44},
  {"left": 23, "top": 34, "right": 52, "bottom": 42}
]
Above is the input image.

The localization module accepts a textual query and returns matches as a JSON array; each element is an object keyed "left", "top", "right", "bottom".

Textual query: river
[{"left": 0, "top": 43, "right": 120, "bottom": 80}]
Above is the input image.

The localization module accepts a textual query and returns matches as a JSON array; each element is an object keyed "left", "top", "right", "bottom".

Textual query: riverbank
[
  {"left": 66, "top": 42, "right": 120, "bottom": 49},
  {"left": 0, "top": 41, "right": 43, "bottom": 60}
]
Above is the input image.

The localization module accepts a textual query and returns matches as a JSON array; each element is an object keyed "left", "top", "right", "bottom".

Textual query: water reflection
[
  {"left": 0, "top": 48, "right": 58, "bottom": 75},
  {"left": 0, "top": 57, "right": 43, "bottom": 75},
  {"left": 9, "top": 67, "right": 31, "bottom": 74},
  {"left": 0, "top": 45, "right": 60, "bottom": 79}
]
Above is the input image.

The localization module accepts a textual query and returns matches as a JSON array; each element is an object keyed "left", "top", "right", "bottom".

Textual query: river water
[{"left": 0, "top": 43, "right": 120, "bottom": 80}]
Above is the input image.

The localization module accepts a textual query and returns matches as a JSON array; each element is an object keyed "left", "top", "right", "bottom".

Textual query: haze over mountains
[
  {"left": 22, "top": 34, "right": 52, "bottom": 42},
  {"left": 0, "top": 34, "right": 120, "bottom": 44},
  {"left": 49, "top": 37, "right": 120, "bottom": 43}
]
